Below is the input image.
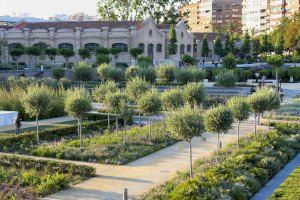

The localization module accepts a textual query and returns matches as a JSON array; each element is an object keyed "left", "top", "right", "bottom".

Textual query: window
[
  {"left": 148, "top": 43, "right": 154, "bottom": 58},
  {"left": 8, "top": 43, "right": 24, "bottom": 50},
  {"left": 138, "top": 43, "right": 145, "bottom": 52},
  {"left": 180, "top": 44, "right": 185, "bottom": 54},
  {"left": 181, "top": 32, "right": 184, "bottom": 38},
  {"left": 156, "top": 44, "right": 162, "bottom": 53},
  {"left": 149, "top": 30, "right": 153, "bottom": 37},
  {"left": 187, "top": 45, "right": 191, "bottom": 53},
  {"left": 58, "top": 43, "right": 73, "bottom": 50},
  {"left": 112, "top": 43, "right": 128, "bottom": 52},
  {"left": 33, "top": 42, "right": 48, "bottom": 51},
  {"left": 85, "top": 43, "right": 100, "bottom": 52}
]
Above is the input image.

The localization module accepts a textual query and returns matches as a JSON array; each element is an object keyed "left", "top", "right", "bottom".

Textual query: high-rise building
[
  {"left": 181, "top": 0, "right": 243, "bottom": 33},
  {"left": 49, "top": 12, "right": 98, "bottom": 21},
  {"left": 242, "top": 0, "right": 299, "bottom": 34}
]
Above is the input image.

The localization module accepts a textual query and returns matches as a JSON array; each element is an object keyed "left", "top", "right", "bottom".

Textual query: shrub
[
  {"left": 125, "top": 66, "right": 139, "bottom": 80},
  {"left": 96, "top": 53, "right": 111, "bottom": 65},
  {"left": 107, "top": 67, "right": 125, "bottom": 82},
  {"left": 189, "top": 67, "right": 206, "bottom": 82},
  {"left": 93, "top": 81, "right": 118, "bottom": 103},
  {"left": 216, "top": 70, "right": 237, "bottom": 87},
  {"left": 161, "top": 88, "right": 184, "bottom": 110},
  {"left": 222, "top": 53, "right": 237, "bottom": 69},
  {"left": 137, "top": 56, "right": 152, "bottom": 68},
  {"left": 175, "top": 68, "right": 193, "bottom": 84},
  {"left": 125, "top": 77, "right": 149, "bottom": 102},
  {"left": 73, "top": 62, "right": 93, "bottom": 82},
  {"left": 51, "top": 67, "right": 65, "bottom": 80},
  {"left": 137, "top": 67, "right": 157, "bottom": 83},
  {"left": 182, "top": 54, "right": 196, "bottom": 66},
  {"left": 183, "top": 82, "right": 205, "bottom": 108},
  {"left": 156, "top": 65, "right": 176, "bottom": 84}
]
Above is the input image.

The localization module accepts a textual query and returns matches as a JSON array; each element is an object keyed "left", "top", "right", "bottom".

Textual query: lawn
[{"left": 270, "top": 166, "right": 300, "bottom": 200}]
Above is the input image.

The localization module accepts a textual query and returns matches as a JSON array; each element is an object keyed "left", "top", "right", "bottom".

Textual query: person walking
[{"left": 15, "top": 114, "right": 22, "bottom": 134}]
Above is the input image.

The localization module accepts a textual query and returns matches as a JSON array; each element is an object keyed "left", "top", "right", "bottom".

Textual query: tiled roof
[
  {"left": 14, "top": 20, "right": 171, "bottom": 31},
  {"left": 0, "top": 25, "right": 12, "bottom": 30}
]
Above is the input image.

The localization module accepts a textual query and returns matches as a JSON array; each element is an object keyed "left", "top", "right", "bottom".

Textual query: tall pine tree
[
  {"left": 168, "top": 26, "right": 177, "bottom": 59},
  {"left": 241, "top": 30, "right": 251, "bottom": 60},
  {"left": 201, "top": 34, "right": 209, "bottom": 57},
  {"left": 214, "top": 34, "right": 223, "bottom": 60}
]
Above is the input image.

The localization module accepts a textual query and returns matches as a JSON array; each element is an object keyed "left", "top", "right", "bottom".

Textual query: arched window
[
  {"left": 8, "top": 43, "right": 24, "bottom": 50},
  {"left": 156, "top": 44, "right": 162, "bottom": 53},
  {"left": 58, "top": 43, "right": 73, "bottom": 50},
  {"left": 149, "top": 30, "right": 153, "bottom": 37},
  {"left": 180, "top": 44, "right": 185, "bottom": 54},
  {"left": 148, "top": 43, "right": 154, "bottom": 58},
  {"left": 33, "top": 42, "right": 49, "bottom": 51},
  {"left": 181, "top": 32, "right": 184, "bottom": 39},
  {"left": 85, "top": 43, "right": 100, "bottom": 52},
  {"left": 112, "top": 43, "right": 128, "bottom": 52},
  {"left": 138, "top": 43, "right": 145, "bottom": 52},
  {"left": 187, "top": 45, "right": 192, "bottom": 53}
]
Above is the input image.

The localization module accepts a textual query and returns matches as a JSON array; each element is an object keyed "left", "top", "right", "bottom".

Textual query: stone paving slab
[{"left": 251, "top": 154, "right": 300, "bottom": 200}]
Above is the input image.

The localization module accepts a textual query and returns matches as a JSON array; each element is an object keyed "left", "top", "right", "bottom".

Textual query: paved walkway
[
  {"left": 31, "top": 119, "right": 258, "bottom": 200},
  {"left": 0, "top": 116, "right": 76, "bottom": 133},
  {"left": 252, "top": 154, "right": 300, "bottom": 200}
]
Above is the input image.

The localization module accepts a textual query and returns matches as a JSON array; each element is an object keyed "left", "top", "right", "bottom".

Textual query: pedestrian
[
  {"left": 250, "top": 85, "right": 256, "bottom": 94},
  {"left": 15, "top": 113, "right": 22, "bottom": 134},
  {"left": 279, "top": 88, "right": 284, "bottom": 102}
]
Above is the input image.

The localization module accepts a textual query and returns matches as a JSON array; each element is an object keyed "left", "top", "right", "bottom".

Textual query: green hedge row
[
  {"left": 271, "top": 122, "right": 300, "bottom": 135},
  {"left": 0, "top": 118, "right": 116, "bottom": 153},
  {"left": 0, "top": 155, "right": 96, "bottom": 177},
  {"left": 139, "top": 126, "right": 300, "bottom": 200}
]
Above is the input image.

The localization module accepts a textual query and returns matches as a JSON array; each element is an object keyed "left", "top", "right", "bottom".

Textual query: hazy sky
[{"left": 0, "top": 0, "right": 98, "bottom": 19}]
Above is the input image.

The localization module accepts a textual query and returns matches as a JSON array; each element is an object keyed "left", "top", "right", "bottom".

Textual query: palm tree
[{"left": 250, "top": 28, "right": 258, "bottom": 38}]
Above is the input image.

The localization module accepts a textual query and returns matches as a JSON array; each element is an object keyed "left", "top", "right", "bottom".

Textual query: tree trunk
[
  {"left": 107, "top": 111, "right": 110, "bottom": 130},
  {"left": 149, "top": 117, "right": 151, "bottom": 143},
  {"left": 268, "top": 112, "right": 271, "bottom": 130},
  {"left": 189, "top": 140, "right": 193, "bottom": 178},
  {"left": 237, "top": 122, "right": 240, "bottom": 147},
  {"left": 116, "top": 114, "right": 119, "bottom": 131},
  {"left": 123, "top": 119, "right": 127, "bottom": 146},
  {"left": 79, "top": 118, "right": 83, "bottom": 148},
  {"left": 217, "top": 132, "right": 220, "bottom": 154},
  {"left": 78, "top": 118, "right": 80, "bottom": 138},
  {"left": 139, "top": 110, "right": 141, "bottom": 126},
  {"left": 276, "top": 68, "right": 279, "bottom": 90},
  {"left": 254, "top": 114, "right": 257, "bottom": 138},
  {"left": 36, "top": 115, "right": 39, "bottom": 144},
  {"left": 16, "top": 58, "right": 19, "bottom": 70}
]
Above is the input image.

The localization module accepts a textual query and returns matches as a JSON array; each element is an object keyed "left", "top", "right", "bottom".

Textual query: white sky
[{"left": 0, "top": 0, "right": 98, "bottom": 19}]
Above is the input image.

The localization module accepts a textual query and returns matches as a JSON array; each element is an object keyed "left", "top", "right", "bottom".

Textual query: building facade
[
  {"left": 181, "top": 0, "right": 243, "bottom": 33},
  {"left": 0, "top": 18, "right": 194, "bottom": 66},
  {"left": 242, "top": 0, "right": 299, "bottom": 34}
]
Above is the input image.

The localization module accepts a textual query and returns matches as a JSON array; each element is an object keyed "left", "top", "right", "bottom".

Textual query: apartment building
[
  {"left": 181, "top": 0, "right": 243, "bottom": 33},
  {"left": 243, "top": 0, "right": 299, "bottom": 34}
]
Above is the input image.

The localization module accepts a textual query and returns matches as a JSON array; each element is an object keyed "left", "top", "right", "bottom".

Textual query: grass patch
[{"left": 270, "top": 166, "right": 300, "bottom": 200}]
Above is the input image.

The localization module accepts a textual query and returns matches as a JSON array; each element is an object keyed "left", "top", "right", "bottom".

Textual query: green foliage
[
  {"left": 227, "top": 96, "right": 251, "bottom": 122},
  {"left": 45, "top": 48, "right": 58, "bottom": 62},
  {"left": 96, "top": 53, "right": 111, "bottom": 65},
  {"left": 130, "top": 48, "right": 143, "bottom": 59},
  {"left": 168, "top": 26, "right": 177, "bottom": 56},
  {"left": 51, "top": 67, "right": 65, "bottom": 80},
  {"left": 65, "top": 87, "right": 92, "bottom": 118},
  {"left": 267, "top": 55, "right": 284, "bottom": 69},
  {"left": 216, "top": 70, "right": 237, "bottom": 88},
  {"left": 222, "top": 53, "right": 237, "bottom": 69},
  {"left": 96, "top": 47, "right": 110, "bottom": 55},
  {"left": 138, "top": 67, "right": 157, "bottom": 83},
  {"left": 241, "top": 31, "right": 251, "bottom": 58},
  {"left": 247, "top": 89, "right": 270, "bottom": 114},
  {"left": 182, "top": 54, "right": 196, "bottom": 66},
  {"left": 58, "top": 48, "right": 74, "bottom": 63},
  {"left": 22, "top": 85, "right": 54, "bottom": 118},
  {"left": 156, "top": 65, "right": 176, "bottom": 84},
  {"left": 183, "top": 82, "right": 205, "bottom": 108},
  {"left": 201, "top": 34, "right": 210, "bottom": 57},
  {"left": 93, "top": 81, "right": 118, "bottom": 103},
  {"left": 270, "top": 167, "right": 300, "bottom": 200},
  {"left": 78, "top": 48, "right": 91, "bottom": 61},
  {"left": 73, "top": 62, "right": 93, "bottom": 82},
  {"left": 97, "top": 63, "right": 110, "bottom": 82},
  {"left": 166, "top": 106, "right": 205, "bottom": 141},
  {"left": 161, "top": 88, "right": 184, "bottom": 110},
  {"left": 137, "top": 89, "right": 162, "bottom": 115},
  {"left": 125, "top": 66, "right": 139, "bottom": 80},
  {"left": 137, "top": 56, "right": 152, "bottom": 68},
  {"left": 205, "top": 105, "right": 234, "bottom": 134},
  {"left": 125, "top": 77, "right": 149, "bottom": 102},
  {"left": 214, "top": 34, "right": 223, "bottom": 56},
  {"left": 104, "top": 91, "right": 128, "bottom": 114},
  {"left": 175, "top": 68, "right": 193, "bottom": 84}
]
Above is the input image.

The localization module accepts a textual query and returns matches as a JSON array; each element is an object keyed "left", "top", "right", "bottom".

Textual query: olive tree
[
  {"left": 65, "top": 87, "right": 92, "bottom": 148},
  {"left": 73, "top": 62, "right": 93, "bottom": 82},
  {"left": 59, "top": 48, "right": 74, "bottom": 66},
  {"left": 125, "top": 77, "right": 149, "bottom": 125},
  {"left": 183, "top": 82, "right": 205, "bottom": 108},
  {"left": 45, "top": 48, "right": 57, "bottom": 65},
  {"left": 227, "top": 97, "right": 251, "bottom": 146},
  {"left": 104, "top": 91, "right": 128, "bottom": 131},
  {"left": 97, "top": 63, "right": 110, "bottom": 83},
  {"left": 92, "top": 81, "right": 118, "bottom": 128},
  {"left": 78, "top": 48, "right": 91, "bottom": 61},
  {"left": 120, "top": 100, "right": 134, "bottom": 145},
  {"left": 247, "top": 91, "right": 269, "bottom": 137},
  {"left": 267, "top": 55, "right": 284, "bottom": 89},
  {"left": 137, "top": 89, "right": 162, "bottom": 142},
  {"left": 205, "top": 106, "right": 234, "bottom": 152},
  {"left": 156, "top": 65, "right": 176, "bottom": 84},
  {"left": 264, "top": 88, "right": 281, "bottom": 129},
  {"left": 22, "top": 85, "right": 53, "bottom": 144},
  {"left": 166, "top": 106, "right": 205, "bottom": 178},
  {"left": 9, "top": 48, "right": 25, "bottom": 70},
  {"left": 161, "top": 88, "right": 184, "bottom": 111},
  {"left": 216, "top": 70, "right": 237, "bottom": 88},
  {"left": 51, "top": 67, "right": 65, "bottom": 80}
]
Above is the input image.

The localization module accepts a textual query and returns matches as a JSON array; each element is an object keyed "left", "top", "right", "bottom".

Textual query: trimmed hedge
[
  {"left": 272, "top": 122, "right": 300, "bottom": 135},
  {"left": 139, "top": 126, "right": 300, "bottom": 200},
  {"left": 0, "top": 155, "right": 96, "bottom": 177},
  {"left": 0, "top": 118, "right": 116, "bottom": 153}
]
